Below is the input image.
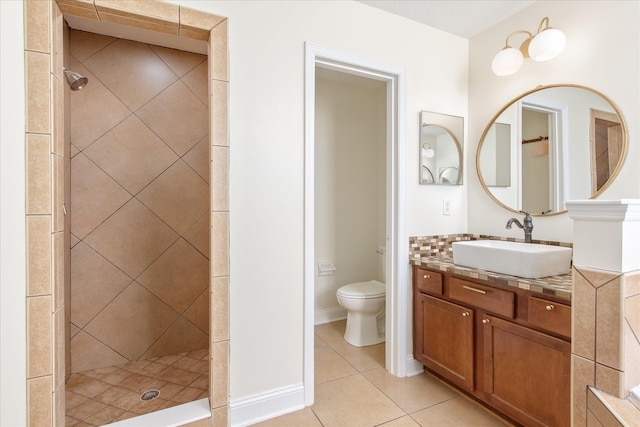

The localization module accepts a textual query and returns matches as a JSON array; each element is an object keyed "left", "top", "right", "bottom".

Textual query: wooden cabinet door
[
  {"left": 483, "top": 315, "right": 570, "bottom": 427},
  {"left": 416, "top": 293, "right": 474, "bottom": 390}
]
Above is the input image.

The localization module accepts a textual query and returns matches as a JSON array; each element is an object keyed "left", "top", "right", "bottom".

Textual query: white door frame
[{"left": 304, "top": 42, "right": 412, "bottom": 406}]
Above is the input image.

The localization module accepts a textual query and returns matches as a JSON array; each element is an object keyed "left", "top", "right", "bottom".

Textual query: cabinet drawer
[
  {"left": 528, "top": 296, "right": 571, "bottom": 338},
  {"left": 449, "top": 278, "right": 514, "bottom": 318},
  {"left": 415, "top": 269, "right": 443, "bottom": 295}
]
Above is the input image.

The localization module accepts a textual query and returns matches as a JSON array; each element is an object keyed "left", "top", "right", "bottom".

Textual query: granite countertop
[{"left": 411, "top": 254, "right": 572, "bottom": 302}]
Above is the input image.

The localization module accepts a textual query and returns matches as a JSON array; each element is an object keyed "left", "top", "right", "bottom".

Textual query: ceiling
[{"left": 356, "top": 0, "right": 536, "bottom": 38}]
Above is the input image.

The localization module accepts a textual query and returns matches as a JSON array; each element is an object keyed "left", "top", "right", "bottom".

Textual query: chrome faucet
[{"left": 506, "top": 211, "right": 533, "bottom": 243}]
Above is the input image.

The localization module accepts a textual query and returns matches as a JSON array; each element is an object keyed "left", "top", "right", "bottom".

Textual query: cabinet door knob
[
  {"left": 423, "top": 274, "right": 430, "bottom": 279},
  {"left": 482, "top": 318, "right": 490, "bottom": 324},
  {"left": 462, "top": 311, "right": 470, "bottom": 317},
  {"left": 546, "top": 304, "right": 555, "bottom": 311}
]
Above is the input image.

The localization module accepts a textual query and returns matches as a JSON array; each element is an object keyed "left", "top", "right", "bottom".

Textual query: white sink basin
[{"left": 452, "top": 240, "right": 572, "bottom": 279}]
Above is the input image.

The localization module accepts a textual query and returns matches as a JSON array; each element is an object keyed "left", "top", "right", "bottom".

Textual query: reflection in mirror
[
  {"left": 420, "top": 111, "right": 464, "bottom": 185},
  {"left": 477, "top": 85, "right": 626, "bottom": 215}
]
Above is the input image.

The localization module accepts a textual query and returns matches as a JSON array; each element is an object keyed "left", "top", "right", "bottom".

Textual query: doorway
[{"left": 304, "top": 43, "right": 412, "bottom": 406}]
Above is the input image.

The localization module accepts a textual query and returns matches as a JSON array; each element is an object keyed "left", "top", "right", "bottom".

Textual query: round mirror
[
  {"left": 476, "top": 84, "right": 627, "bottom": 215},
  {"left": 420, "top": 124, "right": 463, "bottom": 185}
]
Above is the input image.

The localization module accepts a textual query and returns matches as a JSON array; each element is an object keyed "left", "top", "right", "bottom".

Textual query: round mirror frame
[
  {"left": 476, "top": 84, "right": 628, "bottom": 216},
  {"left": 421, "top": 123, "right": 463, "bottom": 185}
]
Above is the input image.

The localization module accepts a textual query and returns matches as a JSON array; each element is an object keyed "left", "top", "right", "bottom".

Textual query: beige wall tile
[
  {"left": 183, "top": 213, "right": 210, "bottom": 258},
  {"left": 53, "top": 307, "right": 66, "bottom": 391},
  {"left": 69, "top": 30, "right": 117, "bottom": 63},
  {"left": 183, "top": 137, "right": 210, "bottom": 184},
  {"left": 179, "top": 27, "right": 210, "bottom": 42},
  {"left": 27, "top": 215, "right": 52, "bottom": 296},
  {"left": 211, "top": 340, "right": 229, "bottom": 408},
  {"left": 596, "top": 278, "right": 623, "bottom": 370},
  {"left": 28, "top": 296, "right": 53, "bottom": 378},
  {"left": 587, "top": 389, "right": 621, "bottom": 427},
  {"left": 51, "top": 2, "right": 64, "bottom": 81},
  {"left": 98, "top": 12, "right": 179, "bottom": 36},
  {"left": 595, "top": 363, "right": 624, "bottom": 398},
  {"left": 51, "top": 77, "right": 65, "bottom": 156},
  {"left": 576, "top": 266, "right": 621, "bottom": 289},
  {"left": 209, "top": 20, "right": 228, "bottom": 81},
  {"left": 212, "top": 406, "right": 228, "bottom": 426},
  {"left": 623, "top": 320, "right": 640, "bottom": 395},
  {"left": 586, "top": 409, "right": 603, "bottom": 427},
  {"left": 52, "top": 232, "right": 64, "bottom": 310},
  {"left": 52, "top": 154, "right": 64, "bottom": 232},
  {"left": 210, "top": 80, "right": 229, "bottom": 146},
  {"left": 26, "top": 134, "right": 52, "bottom": 215},
  {"left": 26, "top": 51, "right": 51, "bottom": 134},
  {"left": 574, "top": 267, "right": 596, "bottom": 359},
  {"left": 179, "top": 6, "right": 225, "bottom": 31},
  {"left": 25, "top": 0, "right": 51, "bottom": 53},
  {"left": 572, "top": 354, "right": 595, "bottom": 427},
  {"left": 211, "top": 212, "right": 229, "bottom": 277},
  {"left": 182, "top": 61, "right": 209, "bottom": 106},
  {"left": 624, "top": 271, "right": 640, "bottom": 298},
  {"left": 211, "top": 146, "right": 229, "bottom": 211},
  {"left": 140, "top": 317, "right": 208, "bottom": 360},
  {"left": 28, "top": 375, "right": 52, "bottom": 426},
  {"left": 57, "top": 1, "right": 99, "bottom": 20},
  {"left": 184, "top": 288, "right": 210, "bottom": 333},
  {"left": 53, "top": 382, "right": 65, "bottom": 427},
  {"left": 212, "top": 277, "right": 229, "bottom": 342},
  {"left": 70, "top": 330, "right": 129, "bottom": 373},
  {"left": 95, "top": 0, "right": 179, "bottom": 24},
  {"left": 150, "top": 45, "right": 206, "bottom": 77}
]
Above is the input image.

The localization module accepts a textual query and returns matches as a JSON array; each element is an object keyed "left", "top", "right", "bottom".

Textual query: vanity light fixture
[
  {"left": 491, "top": 17, "right": 566, "bottom": 76},
  {"left": 422, "top": 143, "right": 435, "bottom": 158}
]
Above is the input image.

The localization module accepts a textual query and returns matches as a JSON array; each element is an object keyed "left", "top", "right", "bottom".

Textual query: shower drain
[{"left": 140, "top": 390, "right": 160, "bottom": 401}]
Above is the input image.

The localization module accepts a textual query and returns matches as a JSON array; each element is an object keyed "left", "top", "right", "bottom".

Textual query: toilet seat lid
[{"left": 337, "top": 280, "right": 385, "bottom": 298}]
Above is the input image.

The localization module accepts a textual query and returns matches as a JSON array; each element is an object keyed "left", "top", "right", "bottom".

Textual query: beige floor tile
[
  {"left": 411, "top": 397, "right": 508, "bottom": 426},
  {"left": 315, "top": 334, "right": 328, "bottom": 348},
  {"left": 315, "top": 320, "right": 347, "bottom": 345},
  {"left": 363, "top": 369, "right": 457, "bottom": 413},
  {"left": 313, "top": 374, "right": 404, "bottom": 427},
  {"left": 315, "top": 345, "right": 358, "bottom": 384},
  {"left": 253, "top": 407, "right": 322, "bottom": 427},
  {"left": 330, "top": 340, "right": 385, "bottom": 372},
  {"left": 379, "top": 416, "right": 422, "bottom": 427}
]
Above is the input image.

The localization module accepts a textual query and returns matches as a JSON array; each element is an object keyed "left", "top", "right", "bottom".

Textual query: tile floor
[
  {"left": 255, "top": 320, "right": 512, "bottom": 427},
  {"left": 65, "top": 349, "right": 209, "bottom": 426}
]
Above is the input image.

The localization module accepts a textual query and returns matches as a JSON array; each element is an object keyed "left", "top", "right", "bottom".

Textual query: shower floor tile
[{"left": 66, "top": 349, "right": 209, "bottom": 426}]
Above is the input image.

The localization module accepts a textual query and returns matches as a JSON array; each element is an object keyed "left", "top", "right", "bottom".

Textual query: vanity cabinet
[{"left": 412, "top": 265, "right": 571, "bottom": 427}]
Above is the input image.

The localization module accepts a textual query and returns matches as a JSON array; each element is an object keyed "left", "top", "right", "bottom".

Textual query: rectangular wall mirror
[{"left": 419, "top": 111, "right": 464, "bottom": 185}]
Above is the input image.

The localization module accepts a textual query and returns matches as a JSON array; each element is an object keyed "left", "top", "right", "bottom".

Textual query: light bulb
[
  {"left": 491, "top": 47, "right": 524, "bottom": 76},
  {"left": 528, "top": 28, "right": 566, "bottom": 61}
]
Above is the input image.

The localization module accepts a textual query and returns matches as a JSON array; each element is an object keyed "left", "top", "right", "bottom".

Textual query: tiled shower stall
[{"left": 23, "top": 0, "right": 229, "bottom": 425}]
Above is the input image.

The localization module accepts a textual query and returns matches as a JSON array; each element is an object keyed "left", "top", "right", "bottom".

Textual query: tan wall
[{"left": 68, "top": 30, "right": 210, "bottom": 373}]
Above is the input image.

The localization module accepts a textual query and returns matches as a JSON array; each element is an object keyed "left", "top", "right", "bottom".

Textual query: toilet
[{"left": 336, "top": 248, "right": 386, "bottom": 347}]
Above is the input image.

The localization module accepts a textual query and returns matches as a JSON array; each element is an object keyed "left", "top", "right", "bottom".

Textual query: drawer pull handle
[
  {"left": 423, "top": 274, "right": 430, "bottom": 279},
  {"left": 462, "top": 311, "right": 470, "bottom": 317},
  {"left": 462, "top": 285, "right": 487, "bottom": 295},
  {"left": 482, "top": 318, "right": 490, "bottom": 324},
  {"left": 546, "top": 304, "right": 555, "bottom": 311}
]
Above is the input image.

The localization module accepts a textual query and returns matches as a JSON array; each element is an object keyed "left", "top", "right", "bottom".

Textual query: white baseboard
[
  {"left": 105, "top": 398, "right": 210, "bottom": 427},
  {"left": 229, "top": 384, "right": 305, "bottom": 427},
  {"left": 314, "top": 307, "right": 346, "bottom": 325},
  {"left": 405, "top": 356, "right": 424, "bottom": 377}
]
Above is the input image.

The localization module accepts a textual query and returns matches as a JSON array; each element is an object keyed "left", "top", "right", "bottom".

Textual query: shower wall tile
[
  {"left": 212, "top": 277, "right": 229, "bottom": 342},
  {"left": 69, "top": 30, "right": 116, "bottom": 62},
  {"left": 183, "top": 61, "right": 209, "bottom": 106},
  {"left": 573, "top": 268, "right": 596, "bottom": 360},
  {"left": 52, "top": 232, "right": 65, "bottom": 310},
  {"left": 28, "top": 375, "right": 53, "bottom": 426},
  {"left": 28, "top": 295, "right": 53, "bottom": 378},
  {"left": 140, "top": 317, "right": 208, "bottom": 360},
  {"left": 572, "top": 354, "right": 595, "bottom": 427},
  {"left": 595, "top": 363, "right": 624, "bottom": 398},
  {"left": 52, "top": 77, "right": 65, "bottom": 156},
  {"left": 595, "top": 278, "right": 623, "bottom": 370},
  {"left": 150, "top": 45, "right": 206, "bottom": 77},
  {"left": 84, "top": 39, "right": 177, "bottom": 111},
  {"left": 26, "top": 133, "right": 52, "bottom": 215},
  {"left": 56, "top": 0, "right": 99, "bottom": 21},
  {"left": 52, "top": 154, "right": 65, "bottom": 232},
  {"left": 84, "top": 199, "right": 178, "bottom": 278},
  {"left": 26, "top": 50, "right": 51, "bottom": 134},
  {"left": 54, "top": 306, "right": 66, "bottom": 389},
  {"left": 25, "top": 0, "right": 51, "bottom": 54},
  {"left": 70, "top": 153, "right": 131, "bottom": 239},
  {"left": 184, "top": 213, "right": 210, "bottom": 257},
  {"left": 98, "top": 11, "right": 179, "bottom": 36},
  {"left": 185, "top": 289, "right": 210, "bottom": 333},
  {"left": 210, "top": 80, "right": 229, "bottom": 146},
  {"left": 51, "top": 2, "right": 64, "bottom": 81},
  {"left": 209, "top": 20, "right": 228, "bottom": 81},
  {"left": 94, "top": 0, "right": 180, "bottom": 26},
  {"left": 136, "top": 81, "right": 209, "bottom": 156},
  {"left": 70, "top": 331, "right": 129, "bottom": 373},
  {"left": 27, "top": 215, "right": 52, "bottom": 297},
  {"left": 211, "top": 146, "right": 229, "bottom": 211},
  {"left": 211, "top": 340, "right": 229, "bottom": 408},
  {"left": 179, "top": 27, "right": 209, "bottom": 42},
  {"left": 179, "top": 6, "right": 225, "bottom": 32},
  {"left": 211, "top": 212, "right": 229, "bottom": 277},
  {"left": 136, "top": 160, "right": 209, "bottom": 234},
  {"left": 137, "top": 238, "right": 209, "bottom": 313},
  {"left": 83, "top": 115, "right": 178, "bottom": 194},
  {"left": 69, "top": 64, "right": 130, "bottom": 150},
  {"left": 184, "top": 137, "right": 211, "bottom": 183}
]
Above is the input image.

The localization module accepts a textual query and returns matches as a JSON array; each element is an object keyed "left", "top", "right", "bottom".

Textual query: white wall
[
  {"left": 170, "top": 0, "right": 468, "bottom": 401},
  {"left": 0, "top": 1, "right": 26, "bottom": 425},
  {"left": 314, "top": 75, "right": 386, "bottom": 317},
  {"left": 469, "top": 0, "right": 640, "bottom": 242}
]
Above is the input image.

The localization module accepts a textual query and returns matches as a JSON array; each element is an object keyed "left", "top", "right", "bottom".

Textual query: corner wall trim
[{"left": 229, "top": 384, "right": 305, "bottom": 427}]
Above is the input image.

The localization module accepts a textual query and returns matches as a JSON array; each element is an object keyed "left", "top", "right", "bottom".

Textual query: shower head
[{"left": 63, "top": 68, "right": 88, "bottom": 91}]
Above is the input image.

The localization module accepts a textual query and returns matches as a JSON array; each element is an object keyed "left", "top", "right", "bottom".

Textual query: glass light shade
[
  {"left": 528, "top": 28, "right": 566, "bottom": 61},
  {"left": 491, "top": 47, "right": 524, "bottom": 76},
  {"left": 423, "top": 147, "right": 435, "bottom": 158}
]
